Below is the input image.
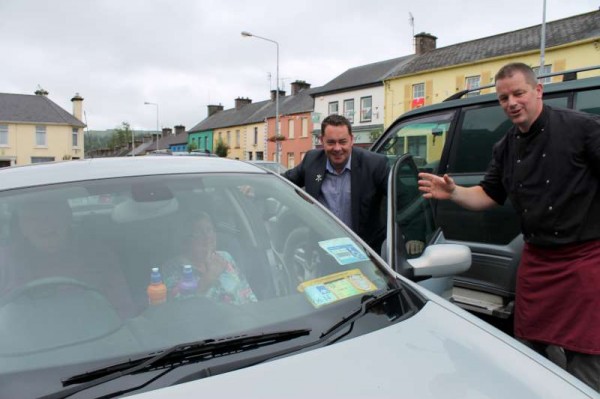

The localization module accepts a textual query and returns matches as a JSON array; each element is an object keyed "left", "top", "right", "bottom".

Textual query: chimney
[
  {"left": 174, "top": 125, "right": 185, "bottom": 135},
  {"left": 162, "top": 127, "right": 173, "bottom": 136},
  {"left": 207, "top": 104, "right": 224, "bottom": 117},
  {"left": 71, "top": 93, "right": 84, "bottom": 121},
  {"left": 34, "top": 87, "right": 49, "bottom": 96},
  {"left": 414, "top": 32, "right": 437, "bottom": 55},
  {"left": 234, "top": 97, "right": 252, "bottom": 110},
  {"left": 270, "top": 89, "right": 286, "bottom": 101},
  {"left": 290, "top": 81, "right": 311, "bottom": 95}
]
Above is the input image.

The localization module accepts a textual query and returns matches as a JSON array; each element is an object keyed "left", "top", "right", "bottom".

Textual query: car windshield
[{"left": 0, "top": 171, "right": 410, "bottom": 394}]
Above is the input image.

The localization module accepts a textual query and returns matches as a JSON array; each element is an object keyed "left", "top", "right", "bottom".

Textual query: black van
[{"left": 370, "top": 66, "right": 600, "bottom": 319}]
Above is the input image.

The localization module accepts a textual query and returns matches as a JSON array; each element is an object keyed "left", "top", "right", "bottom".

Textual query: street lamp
[
  {"left": 144, "top": 101, "right": 160, "bottom": 151},
  {"left": 241, "top": 31, "right": 281, "bottom": 163}
]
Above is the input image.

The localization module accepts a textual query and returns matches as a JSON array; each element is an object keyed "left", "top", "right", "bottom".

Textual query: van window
[
  {"left": 377, "top": 111, "right": 454, "bottom": 173},
  {"left": 575, "top": 89, "right": 600, "bottom": 115},
  {"left": 448, "top": 105, "right": 511, "bottom": 174}
]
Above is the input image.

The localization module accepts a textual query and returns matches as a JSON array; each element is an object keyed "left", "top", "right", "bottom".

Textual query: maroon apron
[{"left": 515, "top": 240, "right": 600, "bottom": 354}]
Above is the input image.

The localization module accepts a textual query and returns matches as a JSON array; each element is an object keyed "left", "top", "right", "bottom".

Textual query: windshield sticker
[
  {"left": 297, "top": 269, "right": 377, "bottom": 308},
  {"left": 318, "top": 237, "right": 368, "bottom": 265}
]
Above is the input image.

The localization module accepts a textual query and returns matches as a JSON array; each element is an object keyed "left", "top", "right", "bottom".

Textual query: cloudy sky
[{"left": 1, "top": 0, "right": 597, "bottom": 131}]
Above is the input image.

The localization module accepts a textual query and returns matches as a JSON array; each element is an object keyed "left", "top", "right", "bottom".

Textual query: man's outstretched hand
[{"left": 418, "top": 173, "right": 456, "bottom": 200}]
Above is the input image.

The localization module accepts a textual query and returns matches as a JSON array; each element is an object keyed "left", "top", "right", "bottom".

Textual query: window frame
[
  {"left": 360, "top": 96, "right": 372, "bottom": 123},
  {"left": 328, "top": 101, "right": 339, "bottom": 115},
  {"left": 35, "top": 125, "right": 47, "bottom": 147},
  {"left": 343, "top": 99, "right": 355, "bottom": 123}
]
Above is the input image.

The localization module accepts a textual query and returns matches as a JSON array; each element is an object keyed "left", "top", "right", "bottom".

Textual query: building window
[
  {"left": 226, "top": 131, "right": 231, "bottom": 145},
  {"left": 35, "top": 125, "right": 46, "bottom": 146},
  {"left": 411, "top": 83, "right": 425, "bottom": 108},
  {"left": 328, "top": 101, "right": 339, "bottom": 115},
  {"left": 248, "top": 152, "right": 253, "bottom": 160},
  {"left": 235, "top": 130, "right": 240, "bottom": 148},
  {"left": 300, "top": 151, "right": 306, "bottom": 161},
  {"left": 465, "top": 75, "right": 481, "bottom": 97},
  {"left": 360, "top": 96, "right": 372, "bottom": 122},
  {"left": 533, "top": 64, "right": 552, "bottom": 83},
  {"left": 287, "top": 152, "right": 295, "bottom": 168},
  {"left": 301, "top": 117, "right": 308, "bottom": 137},
  {"left": 256, "top": 151, "right": 264, "bottom": 160},
  {"left": 0, "top": 125, "right": 8, "bottom": 146},
  {"left": 344, "top": 99, "right": 355, "bottom": 123},
  {"left": 253, "top": 127, "right": 258, "bottom": 145},
  {"left": 72, "top": 128, "right": 79, "bottom": 147},
  {"left": 288, "top": 119, "right": 295, "bottom": 139},
  {"left": 31, "top": 156, "right": 55, "bottom": 163},
  {"left": 407, "top": 136, "right": 427, "bottom": 160}
]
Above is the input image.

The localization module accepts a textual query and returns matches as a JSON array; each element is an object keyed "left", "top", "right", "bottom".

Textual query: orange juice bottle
[{"left": 147, "top": 267, "right": 167, "bottom": 305}]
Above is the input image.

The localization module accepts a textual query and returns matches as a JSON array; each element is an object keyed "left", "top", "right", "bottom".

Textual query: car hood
[{"left": 132, "top": 300, "right": 595, "bottom": 398}]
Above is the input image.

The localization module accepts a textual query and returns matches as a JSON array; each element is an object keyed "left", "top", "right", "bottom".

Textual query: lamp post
[
  {"left": 241, "top": 31, "right": 281, "bottom": 163},
  {"left": 144, "top": 101, "right": 160, "bottom": 151}
]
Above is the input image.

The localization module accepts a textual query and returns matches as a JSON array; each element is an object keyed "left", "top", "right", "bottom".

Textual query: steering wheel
[
  {"left": 0, "top": 277, "right": 122, "bottom": 356},
  {"left": 0, "top": 276, "right": 109, "bottom": 308},
  {"left": 283, "top": 226, "right": 319, "bottom": 289}
]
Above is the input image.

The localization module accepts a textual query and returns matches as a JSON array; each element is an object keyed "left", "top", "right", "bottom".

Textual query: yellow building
[
  {"left": 0, "top": 89, "right": 86, "bottom": 167},
  {"left": 384, "top": 10, "right": 600, "bottom": 127}
]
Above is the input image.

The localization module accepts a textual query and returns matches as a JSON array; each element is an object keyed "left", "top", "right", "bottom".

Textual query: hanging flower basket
[{"left": 267, "top": 135, "right": 286, "bottom": 142}]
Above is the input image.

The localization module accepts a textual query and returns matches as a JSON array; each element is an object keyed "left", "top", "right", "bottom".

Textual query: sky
[{"left": 0, "top": 0, "right": 598, "bottom": 131}]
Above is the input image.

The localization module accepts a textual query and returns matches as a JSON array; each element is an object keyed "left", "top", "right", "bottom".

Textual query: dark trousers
[{"left": 522, "top": 340, "right": 600, "bottom": 392}]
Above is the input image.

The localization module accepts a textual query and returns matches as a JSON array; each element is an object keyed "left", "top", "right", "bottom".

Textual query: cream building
[
  {"left": 384, "top": 10, "right": 600, "bottom": 127},
  {"left": 0, "top": 89, "right": 86, "bottom": 167}
]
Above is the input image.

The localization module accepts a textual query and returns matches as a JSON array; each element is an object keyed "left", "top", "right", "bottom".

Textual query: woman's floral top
[{"left": 163, "top": 251, "right": 257, "bottom": 305}]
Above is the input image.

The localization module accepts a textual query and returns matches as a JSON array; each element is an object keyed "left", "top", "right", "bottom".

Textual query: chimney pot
[
  {"left": 414, "top": 32, "right": 437, "bottom": 55},
  {"left": 291, "top": 81, "right": 311, "bottom": 95},
  {"left": 270, "top": 89, "right": 286, "bottom": 101},
  {"left": 207, "top": 104, "right": 224, "bottom": 117},
  {"left": 234, "top": 97, "right": 252, "bottom": 110}
]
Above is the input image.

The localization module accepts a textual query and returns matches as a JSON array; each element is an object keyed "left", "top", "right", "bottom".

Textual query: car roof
[
  {"left": 393, "top": 73, "right": 600, "bottom": 121},
  {"left": 0, "top": 156, "right": 267, "bottom": 191}
]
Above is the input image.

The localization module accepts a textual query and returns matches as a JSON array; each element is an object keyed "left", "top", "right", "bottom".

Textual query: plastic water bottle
[
  {"left": 147, "top": 267, "right": 167, "bottom": 305},
  {"left": 178, "top": 264, "right": 198, "bottom": 298}
]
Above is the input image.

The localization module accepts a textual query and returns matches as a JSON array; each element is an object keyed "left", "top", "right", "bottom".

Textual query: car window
[
  {"left": 447, "top": 104, "right": 511, "bottom": 174},
  {"left": 575, "top": 88, "right": 600, "bottom": 115},
  {"left": 393, "top": 156, "right": 436, "bottom": 260},
  {"left": 376, "top": 111, "right": 454, "bottom": 173}
]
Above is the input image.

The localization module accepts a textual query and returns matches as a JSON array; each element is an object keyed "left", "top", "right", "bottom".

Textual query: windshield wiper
[
  {"left": 41, "top": 329, "right": 311, "bottom": 399},
  {"left": 320, "top": 287, "right": 412, "bottom": 339}
]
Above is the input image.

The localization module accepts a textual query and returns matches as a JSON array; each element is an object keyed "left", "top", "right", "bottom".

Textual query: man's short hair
[
  {"left": 495, "top": 62, "right": 538, "bottom": 87},
  {"left": 321, "top": 114, "right": 352, "bottom": 136}
]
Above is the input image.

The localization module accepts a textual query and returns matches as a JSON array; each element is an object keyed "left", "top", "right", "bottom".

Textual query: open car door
[{"left": 386, "top": 154, "right": 471, "bottom": 299}]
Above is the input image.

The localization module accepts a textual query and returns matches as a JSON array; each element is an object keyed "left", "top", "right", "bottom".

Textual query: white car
[{"left": 0, "top": 157, "right": 595, "bottom": 398}]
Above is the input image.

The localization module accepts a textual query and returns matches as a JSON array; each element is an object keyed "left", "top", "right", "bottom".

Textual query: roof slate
[
  {"left": 311, "top": 55, "right": 415, "bottom": 95},
  {"left": 188, "top": 87, "right": 317, "bottom": 133},
  {"left": 0, "top": 93, "right": 85, "bottom": 127},
  {"left": 389, "top": 10, "right": 600, "bottom": 78}
]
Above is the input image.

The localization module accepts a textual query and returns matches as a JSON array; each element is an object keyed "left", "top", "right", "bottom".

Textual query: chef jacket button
[
  {"left": 546, "top": 180, "right": 550, "bottom": 184},
  {"left": 548, "top": 206, "right": 553, "bottom": 211},
  {"left": 542, "top": 153, "right": 546, "bottom": 158},
  {"left": 517, "top": 159, "right": 521, "bottom": 164}
]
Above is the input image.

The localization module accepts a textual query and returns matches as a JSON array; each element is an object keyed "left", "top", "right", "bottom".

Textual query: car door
[{"left": 386, "top": 154, "right": 468, "bottom": 299}]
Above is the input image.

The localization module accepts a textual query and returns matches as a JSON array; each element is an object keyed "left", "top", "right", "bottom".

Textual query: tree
[
  {"left": 369, "top": 127, "right": 383, "bottom": 142},
  {"left": 187, "top": 140, "right": 198, "bottom": 153},
  {"left": 214, "top": 137, "right": 229, "bottom": 157},
  {"left": 109, "top": 122, "right": 133, "bottom": 150}
]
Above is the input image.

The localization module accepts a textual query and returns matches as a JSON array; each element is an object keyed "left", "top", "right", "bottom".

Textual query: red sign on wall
[{"left": 411, "top": 97, "right": 425, "bottom": 109}]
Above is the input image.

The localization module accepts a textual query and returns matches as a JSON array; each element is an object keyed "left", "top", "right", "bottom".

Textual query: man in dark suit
[{"left": 283, "top": 114, "right": 390, "bottom": 252}]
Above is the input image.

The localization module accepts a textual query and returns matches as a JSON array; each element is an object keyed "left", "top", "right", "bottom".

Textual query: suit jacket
[{"left": 283, "top": 146, "right": 390, "bottom": 251}]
